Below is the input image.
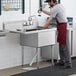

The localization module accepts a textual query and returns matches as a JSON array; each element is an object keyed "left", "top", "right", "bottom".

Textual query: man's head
[{"left": 45, "top": 0, "right": 57, "bottom": 7}]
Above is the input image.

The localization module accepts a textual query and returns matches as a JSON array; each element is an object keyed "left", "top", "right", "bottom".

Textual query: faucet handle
[
  {"left": 23, "top": 21, "right": 28, "bottom": 26},
  {"left": 28, "top": 17, "right": 33, "bottom": 25}
]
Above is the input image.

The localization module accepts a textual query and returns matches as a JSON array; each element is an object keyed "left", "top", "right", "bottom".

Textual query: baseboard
[
  {"left": 71, "top": 56, "right": 76, "bottom": 60},
  {"left": 44, "top": 56, "right": 76, "bottom": 63}
]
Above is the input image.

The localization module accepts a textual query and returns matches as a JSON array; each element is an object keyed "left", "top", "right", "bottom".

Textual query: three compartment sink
[{"left": 20, "top": 28, "right": 56, "bottom": 47}]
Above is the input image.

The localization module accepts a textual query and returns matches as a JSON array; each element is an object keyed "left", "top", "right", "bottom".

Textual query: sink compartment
[
  {"left": 20, "top": 30, "right": 56, "bottom": 47},
  {"left": 20, "top": 33, "right": 38, "bottom": 47},
  {"left": 26, "top": 26, "right": 45, "bottom": 32},
  {"left": 26, "top": 28, "right": 41, "bottom": 32}
]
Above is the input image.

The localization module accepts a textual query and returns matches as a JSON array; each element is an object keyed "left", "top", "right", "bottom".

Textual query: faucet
[
  {"left": 23, "top": 20, "right": 28, "bottom": 26},
  {"left": 28, "top": 15, "right": 36, "bottom": 25}
]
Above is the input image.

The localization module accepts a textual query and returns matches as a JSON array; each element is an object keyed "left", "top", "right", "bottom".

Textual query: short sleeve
[{"left": 50, "top": 7, "right": 58, "bottom": 18}]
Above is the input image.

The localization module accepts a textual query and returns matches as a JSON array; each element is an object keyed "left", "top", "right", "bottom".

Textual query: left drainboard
[{"left": 0, "top": 30, "right": 6, "bottom": 37}]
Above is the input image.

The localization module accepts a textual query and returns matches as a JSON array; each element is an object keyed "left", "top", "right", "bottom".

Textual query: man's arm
[
  {"left": 43, "top": 16, "right": 52, "bottom": 28},
  {"left": 42, "top": 8, "right": 51, "bottom": 15},
  {"left": 40, "top": 7, "right": 51, "bottom": 15}
]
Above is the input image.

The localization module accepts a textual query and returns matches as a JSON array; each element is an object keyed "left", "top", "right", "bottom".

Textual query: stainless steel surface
[
  {"left": 0, "top": 23, "right": 6, "bottom": 37},
  {"left": 71, "top": 31, "right": 73, "bottom": 55},
  {"left": 20, "top": 29, "right": 56, "bottom": 47},
  {"left": 21, "top": 46, "right": 24, "bottom": 67},
  {"left": 20, "top": 28, "right": 56, "bottom": 69},
  {"left": 0, "top": 30, "right": 7, "bottom": 37},
  {"left": 25, "top": 26, "right": 46, "bottom": 32},
  {"left": 36, "top": 48, "right": 39, "bottom": 69},
  {"left": 20, "top": 33, "right": 38, "bottom": 47},
  {"left": 51, "top": 45, "right": 54, "bottom": 66}
]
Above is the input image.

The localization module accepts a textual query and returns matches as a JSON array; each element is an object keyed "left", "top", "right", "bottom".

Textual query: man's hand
[
  {"left": 43, "top": 25, "right": 48, "bottom": 29},
  {"left": 38, "top": 7, "right": 42, "bottom": 11},
  {"left": 43, "top": 16, "right": 52, "bottom": 29},
  {"left": 38, "top": 7, "right": 43, "bottom": 14},
  {"left": 38, "top": 7, "right": 50, "bottom": 16},
  {"left": 39, "top": 7, "right": 42, "bottom": 11}
]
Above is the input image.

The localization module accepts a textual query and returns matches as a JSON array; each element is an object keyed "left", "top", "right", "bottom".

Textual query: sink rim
[
  {"left": 26, "top": 28, "right": 44, "bottom": 32},
  {"left": 9, "top": 27, "right": 56, "bottom": 34}
]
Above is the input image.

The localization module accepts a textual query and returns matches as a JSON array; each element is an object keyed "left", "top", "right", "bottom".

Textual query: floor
[
  {"left": 0, "top": 61, "right": 51, "bottom": 76},
  {"left": 0, "top": 61, "right": 76, "bottom": 76}
]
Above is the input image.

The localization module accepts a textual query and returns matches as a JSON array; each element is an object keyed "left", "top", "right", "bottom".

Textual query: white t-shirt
[{"left": 50, "top": 4, "right": 67, "bottom": 23}]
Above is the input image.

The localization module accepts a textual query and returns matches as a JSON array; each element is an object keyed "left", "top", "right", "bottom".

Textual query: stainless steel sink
[
  {"left": 16, "top": 26, "right": 44, "bottom": 32},
  {"left": 20, "top": 28, "right": 56, "bottom": 47},
  {"left": 25, "top": 26, "right": 55, "bottom": 32},
  {"left": 25, "top": 26, "right": 52, "bottom": 32},
  {"left": 26, "top": 28, "right": 41, "bottom": 32},
  {"left": 26, "top": 28, "right": 46, "bottom": 32}
]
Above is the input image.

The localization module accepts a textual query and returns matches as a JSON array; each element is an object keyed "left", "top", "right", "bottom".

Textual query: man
[{"left": 39, "top": 0, "right": 72, "bottom": 69}]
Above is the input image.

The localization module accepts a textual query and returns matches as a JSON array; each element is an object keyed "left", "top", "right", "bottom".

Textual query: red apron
[{"left": 57, "top": 22, "right": 67, "bottom": 44}]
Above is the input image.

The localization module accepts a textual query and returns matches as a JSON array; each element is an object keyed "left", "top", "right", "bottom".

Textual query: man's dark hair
[
  {"left": 45, "top": 0, "right": 57, "bottom": 3},
  {"left": 52, "top": 0, "right": 57, "bottom": 3}
]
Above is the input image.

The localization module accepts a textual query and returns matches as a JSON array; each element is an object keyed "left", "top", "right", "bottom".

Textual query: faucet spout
[
  {"left": 23, "top": 21, "right": 28, "bottom": 26},
  {"left": 28, "top": 15, "right": 36, "bottom": 26}
]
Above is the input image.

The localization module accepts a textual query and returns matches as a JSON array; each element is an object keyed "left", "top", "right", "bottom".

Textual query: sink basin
[
  {"left": 15, "top": 26, "right": 45, "bottom": 32},
  {"left": 25, "top": 26, "right": 56, "bottom": 32},
  {"left": 26, "top": 27, "right": 46, "bottom": 32},
  {"left": 26, "top": 28, "right": 41, "bottom": 32},
  {"left": 20, "top": 28, "right": 56, "bottom": 47}
]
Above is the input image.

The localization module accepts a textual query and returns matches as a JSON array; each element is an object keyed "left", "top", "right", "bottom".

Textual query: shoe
[
  {"left": 63, "top": 65, "right": 72, "bottom": 69},
  {"left": 55, "top": 62, "right": 64, "bottom": 66}
]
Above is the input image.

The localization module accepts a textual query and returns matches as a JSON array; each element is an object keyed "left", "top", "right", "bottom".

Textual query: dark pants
[
  {"left": 59, "top": 44, "right": 72, "bottom": 66},
  {"left": 57, "top": 22, "right": 72, "bottom": 66}
]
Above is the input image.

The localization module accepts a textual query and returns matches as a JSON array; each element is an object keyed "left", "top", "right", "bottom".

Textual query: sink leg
[
  {"left": 21, "top": 46, "right": 24, "bottom": 67},
  {"left": 36, "top": 48, "right": 39, "bottom": 69},
  {"left": 51, "top": 45, "right": 54, "bottom": 66}
]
